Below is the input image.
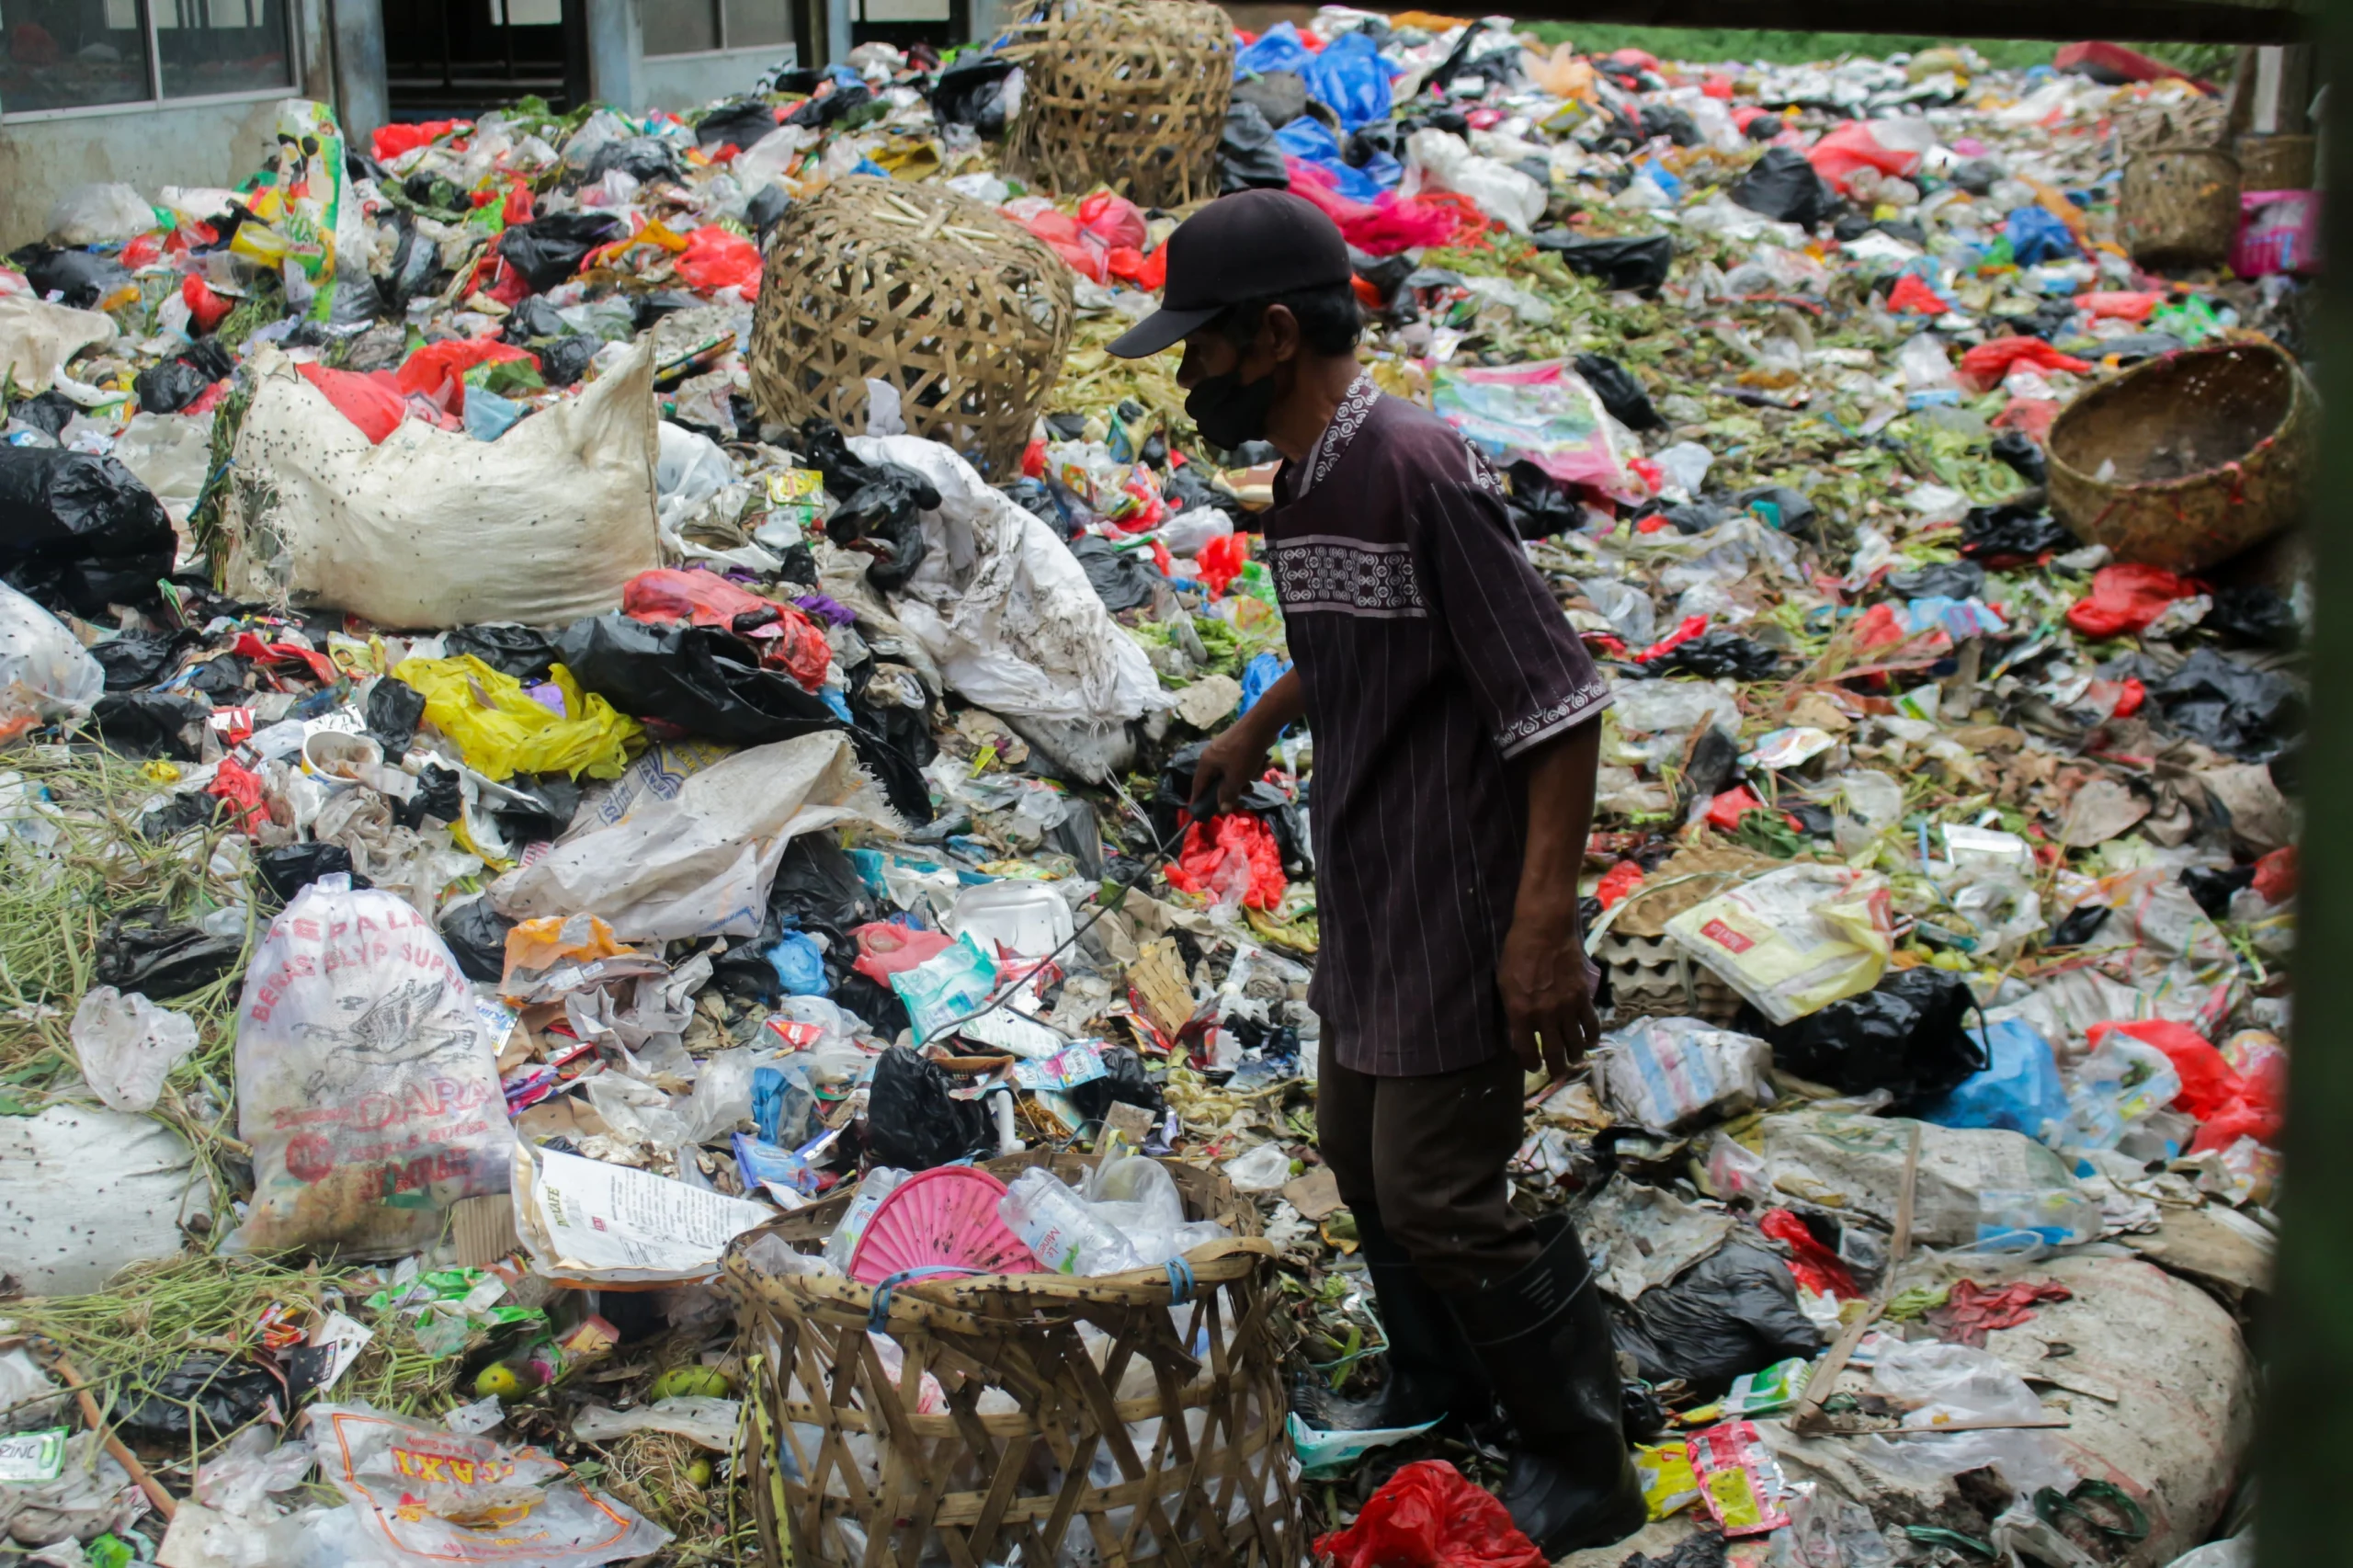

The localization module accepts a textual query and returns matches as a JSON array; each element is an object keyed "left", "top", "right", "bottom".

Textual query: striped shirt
[{"left": 1268, "top": 379, "right": 1611, "bottom": 1076}]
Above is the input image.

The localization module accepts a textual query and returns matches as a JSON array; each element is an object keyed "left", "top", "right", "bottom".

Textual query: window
[
  {"left": 0, "top": 0, "right": 290, "bottom": 115},
  {"left": 644, "top": 0, "right": 789, "bottom": 57}
]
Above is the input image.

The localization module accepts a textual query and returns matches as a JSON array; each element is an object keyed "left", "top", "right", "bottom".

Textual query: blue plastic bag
[
  {"left": 1301, "top": 30, "right": 1393, "bottom": 131},
  {"left": 766, "top": 929, "right": 830, "bottom": 996},
  {"left": 752, "top": 1058, "right": 820, "bottom": 1146},
  {"left": 1275, "top": 117, "right": 1390, "bottom": 201},
  {"left": 2004, "top": 206, "right": 2077, "bottom": 264},
  {"left": 1918, "top": 1020, "right": 2068, "bottom": 1141},
  {"left": 463, "top": 388, "right": 526, "bottom": 442},
  {"left": 1240, "top": 652, "right": 1292, "bottom": 716},
  {"left": 1233, "top": 20, "right": 1313, "bottom": 77}
]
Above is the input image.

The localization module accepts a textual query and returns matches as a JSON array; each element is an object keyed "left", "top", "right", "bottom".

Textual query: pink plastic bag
[
  {"left": 1807, "top": 120, "right": 1922, "bottom": 194},
  {"left": 675, "top": 224, "right": 763, "bottom": 293},
  {"left": 2231, "top": 189, "right": 2321, "bottom": 279}
]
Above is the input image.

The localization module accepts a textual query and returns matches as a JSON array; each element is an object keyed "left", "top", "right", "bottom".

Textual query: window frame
[
  {"left": 642, "top": 0, "right": 793, "bottom": 61},
  {"left": 0, "top": 0, "right": 301, "bottom": 122}
]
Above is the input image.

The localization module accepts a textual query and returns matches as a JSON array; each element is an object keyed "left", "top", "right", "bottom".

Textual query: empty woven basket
[
  {"left": 1003, "top": 0, "right": 1233, "bottom": 210},
  {"left": 749, "top": 177, "right": 1074, "bottom": 477},
  {"left": 2048, "top": 339, "right": 2316, "bottom": 574}
]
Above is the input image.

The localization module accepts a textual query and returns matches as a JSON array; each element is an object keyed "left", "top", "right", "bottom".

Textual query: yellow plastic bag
[
  {"left": 392, "top": 655, "right": 642, "bottom": 781},
  {"left": 1665, "top": 864, "right": 1893, "bottom": 1027}
]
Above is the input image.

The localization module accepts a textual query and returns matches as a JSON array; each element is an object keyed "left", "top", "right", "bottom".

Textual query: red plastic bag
[
  {"left": 394, "top": 337, "right": 535, "bottom": 415},
  {"left": 1758, "top": 1208, "right": 1859, "bottom": 1298},
  {"left": 207, "top": 756, "right": 269, "bottom": 835},
  {"left": 1076, "top": 190, "right": 1148, "bottom": 252},
  {"left": 371, "top": 119, "right": 469, "bottom": 163},
  {"left": 2252, "top": 845, "right": 2296, "bottom": 903},
  {"left": 182, "top": 272, "right": 233, "bottom": 334},
  {"left": 297, "top": 362, "right": 408, "bottom": 444},
  {"left": 1807, "top": 119, "right": 1923, "bottom": 194},
  {"left": 1596, "top": 859, "right": 1645, "bottom": 908},
  {"left": 675, "top": 224, "right": 762, "bottom": 294},
  {"left": 1958, "top": 335, "right": 2093, "bottom": 392},
  {"left": 1992, "top": 396, "right": 2061, "bottom": 444},
  {"left": 850, "top": 922, "right": 953, "bottom": 983},
  {"left": 2083, "top": 290, "right": 2164, "bottom": 322},
  {"left": 620, "top": 568, "right": 832, "bottom": 691},
  {"left": 1886, "top": 274, "right": 1948, "bottom": 314},
  {"left": 2091, "top": 1020, "right": 2240, "bottom": 1118},
  {"left": 1314, "top": 1460, "right": 1545, "bottom": 1568},
  {"left": 1285, "top": 162, "right": 1462, "bottom": 256},
  {"left": 2064, "top": 563, "right": 2203, "bottom": 639},
  {"left": 1165, "top": 813, "right": 1286, "bottom": 911},
  {"left": 1195, "top": 532, "right": 1249, "bottom": 595},
  {"left": 1013, "top": 208, "right": 1108, "bottom": 283}
]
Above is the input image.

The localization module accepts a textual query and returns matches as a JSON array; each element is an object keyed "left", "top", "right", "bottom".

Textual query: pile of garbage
[{"left": 0, "top": 12, "right": 2297, "bottom": 1568}]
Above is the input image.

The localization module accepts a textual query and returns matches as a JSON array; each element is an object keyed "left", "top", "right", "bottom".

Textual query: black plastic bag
[
  {"left": 1949, "top": 156, "right": 2002, "bottom": 195},
  {"left": 0, "top": 449, "right": 176, "bottom": 605},
  {"left": 95, "top": 909, "right": 243, "bottom": 996},
  {"left": 1730, "top": 483, "right": 1817, "bottom": 539},
  {"left": 1608, "top": 1237, "right": 1823, "bottom": 1398},
  {"left": 90, "top": 631, "right": 184, "bottom": 689},
  {"left": 1884, "top": 560, "right": 1984, "bottom": 600},
  {"left": 1503, "top": 460, "right": 1581, "bottom": 540},
  {"left": 715, "top": 834, "right": 879, "bottom": 1002},
  {"left": 439, "top": 897, "right": 515, "bottom": 984},
  {"left": 134, "top": 358, "right": 215, "bottom": 415},
  {"left": 365, "top": 676, "right": 427, "bottom": 753},
  {"left": 1728, "top": 146, "right": 1834, "bottom": 227},
  {"left": 585, "top": 134, "right": 685, "bottom": 184},
  {"left": 1573, "top": 353, "right": 1664, "bottom": 432},
  {"left": 443, "top": 622, "right": 558, "bottom": 681},
  {"left": 1748, "top": 967, "right": 1983, "bottom": 1107},
  {"left": 785, "top": 82, "right": 872, "bottom": 130},
  {"left": 491, "top": 773, "right": 582, "bottom": 845},
  {"left": 108, "top": 1354, "right": 283, "bottom": 1447},
  {"left": 498, "top": 211, "right": 626, "bottom": 292},
  {"left": 865, "top": 1045, "right": 993, "bottom": 1171},
  {"left": 393, "top": 762, "right": 462, "bottom": 829},
  {"left": 22, "top": 248, "right": 132, "bottom": 309},
  {"left": 558, "top": 613, "right": 842, "bottom": 743},
  {"left": 697, "top": 97, "right": 779, "bottom": 148},
  {"left": 2148, "top": 647, "right": 2302, "bottom": 761},
  {"left": 1069, "top": 534, "right": 1160, "bottom": 611},
  {"left": 1530, "top": 231, "right": 1674, "bottom": 291},
  {"left": 6, "top": 390, "right": 77, "bottom": 439},
  {"left": 2047, "top": 903, "right": 2111, "bottom": 948},
  {"left": 1988, "top": 430, "right": 2048, "bottom": 486},
  {"left": 1958, "top": 501, "right": 2071, "bottom": 564},
  {"left": 503, "top": 295, "right": 568, "bottom": 343},
  {"left": 2204, "top": 585, "right": 2299, "bottom": 649},
  {"left": 1642, "top": 631, "right": 1779, "bottom": 680},
  {"left": 1150, "top": 738, "right": 1211, "bottom": 846},
  {"left": 801, "top": 418, "right": 936, "bottom": 593},
  {"left": 256, "top": 843, "right": 366, "bottom": 903},
  {"left": 933, "top": 55, "right": 1021, "bottom": 134},
  {"left": 1640, "top": 103, "right": 1699, "bottom": 145},
  {"left": 1220, "top": 101, "right": 1292, "bottom": 194},
  {"left": 2181, "top": 864, "right": 2256, "bottom": 919},
  {"left": 1066, "top": 1044, "right": 1166, "bottom": 1125},
  {"left": 538, "top": 335, "right": 597, "bottom": 388},
  {"left": 1233, "top": 70, "right": 1309, "bottom": 130},
  {"left": 745, "top": 184, "right": 793, "bottom": 242},
  {"left": 91, "top": 690, "right": 210, "bottom": 760}
]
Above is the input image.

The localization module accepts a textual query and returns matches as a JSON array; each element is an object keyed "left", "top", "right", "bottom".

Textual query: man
[{"left": 1108, "top": 189, "right": 1641, "bottom": 1554}]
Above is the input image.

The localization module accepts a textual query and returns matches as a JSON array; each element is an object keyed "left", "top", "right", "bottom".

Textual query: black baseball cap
[{"left": 1105, "top": 189, "right": 1353, "bottom": 358}]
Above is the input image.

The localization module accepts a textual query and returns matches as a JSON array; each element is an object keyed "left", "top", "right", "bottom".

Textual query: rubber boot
[
  {"left": 1292, "top": 1207, "right": 1497, "bottom": 1433},
  {"left": 1445, "top": 1214, "right": 1646, "bottom": 1556}
]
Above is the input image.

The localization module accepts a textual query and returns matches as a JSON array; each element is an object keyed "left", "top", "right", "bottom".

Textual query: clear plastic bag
[
  {"left": 0, "top": 579, "right": 104, "bottom": 741},
  {"left": 230, "top": 875, "right": 514, "bottom": 1256},
  {"left": 68, "top": 984, "right": 199, "bottom": 1113}
]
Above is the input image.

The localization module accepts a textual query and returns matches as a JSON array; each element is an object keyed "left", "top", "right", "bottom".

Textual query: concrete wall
[
  {"left": 639, "top": 44, "right": 799, "bottom": 108},
  {"left": 0, "top": 0, "right": 331, "bottom": 250}
]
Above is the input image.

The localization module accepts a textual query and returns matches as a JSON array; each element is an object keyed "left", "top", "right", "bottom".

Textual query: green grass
[{"left": 1516, "top": 24, "right": 2239, "bottom": 83}]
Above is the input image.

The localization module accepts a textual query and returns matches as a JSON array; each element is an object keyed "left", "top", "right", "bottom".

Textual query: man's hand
[
  {"left": 1499, "top": 911, "right": 1600, "bottom": 1083},
  {"left": 1188, "top": 722, "right": 1272, "bottom": 820}
]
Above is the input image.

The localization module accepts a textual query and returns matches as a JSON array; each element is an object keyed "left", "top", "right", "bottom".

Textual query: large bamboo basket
[
  {"left": 749, "top": 176, "right": 1074, "bottom": 477},
  {"left": 722, "top": 1150, "right": 1302, "bottom": 1567},
  {"left": 2047, "top": 339, "right": 2316, "bottom": 574},
  {"left": 1001, "top": 0, "right": 1233, "bottom": 210},
  {"left": 2120, "top": 145, "right": 2241, "bottom": 268}
]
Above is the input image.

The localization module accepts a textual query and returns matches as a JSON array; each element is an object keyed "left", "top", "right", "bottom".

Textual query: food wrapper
[
  {"left": 1723, "top": 1357, "right": 1813, "bottom": 1418},
  {"left": 1635, "top": 1440, "right": 1700, "bottom": 1521},
  {"left": 1665, "top": 864, "right": 1893, "bottom": 1026},
  {"left": 1689, "top": 1420, "right": 1793, "bottom": 1538}
]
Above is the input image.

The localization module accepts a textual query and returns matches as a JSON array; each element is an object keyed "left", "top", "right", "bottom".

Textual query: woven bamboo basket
[
  {"left": 2120, "top": 145, "right": 2241, "bottom": 268},
  {"left": 1001, "top": 0, "right": 1233, "bottom": 210},
  {"left": 722, "top": 1151, "right": 1302, "bottom": 1568},
  {"left": 2234, "top": 132, "right": 2317, "bottom": 192},
  {"left": 2047, "top": 339, "right": 2316, "bottom": 574},
  {"left": 749, "top": 177, "right": 1074, "bottom": 477}
]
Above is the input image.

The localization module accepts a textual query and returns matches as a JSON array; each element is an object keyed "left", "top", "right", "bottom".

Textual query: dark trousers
[{"left": 1315, "top": 1035, "right": 1538, "bottom": 1293}]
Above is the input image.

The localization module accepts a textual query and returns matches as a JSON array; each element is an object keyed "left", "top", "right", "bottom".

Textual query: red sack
[
  {"left": 2064, "top": 563, "right": 2203, "bottom": 639},
  {"left": 1165, "top": 812, "right": 1286, "bottom": 911},
  {"left": 1313, "top": 1460, "right": 1545, "bottom": 1568},
  {"left": 1886, "top": 274, "right": 1947, "bottom": 314},
  {"left": 1807, "top": 119, "right": 1923, "bottom": 194},
  {"left": 620, "top": 568, "right": 832, "bottom": 691},
  {"left": 675, "top": 224, "right": 762, "bottom": 294},
  {"left": 1076, "top": 190, "right": 1148, "bottom": 252},
  {"left": 297, "top": 362, "right": 407, "bottom": 444},
  {"left": 1959, "top": 335, "right": 2093, "bottom": 392},
  {"left": 394, "top": 337, "right": 535, "bottom": 415}
]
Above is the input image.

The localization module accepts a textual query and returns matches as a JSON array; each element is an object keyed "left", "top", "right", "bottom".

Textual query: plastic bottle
[
  {"left": 998, "top": 1168, "right": 1143, "bottom": 1276},
  {"left": 823, "top": 1167, "right": 910, "bottom": 1272}
]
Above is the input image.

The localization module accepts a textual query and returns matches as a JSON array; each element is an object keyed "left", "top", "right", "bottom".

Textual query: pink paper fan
[{"left": 848, "top": 1165, "right": 1042, "bottom": 1285}]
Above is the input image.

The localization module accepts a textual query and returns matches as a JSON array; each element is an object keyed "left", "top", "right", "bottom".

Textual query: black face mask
[{"left": 1185, "top": 368, "right": 1280, "bottom": 453}]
